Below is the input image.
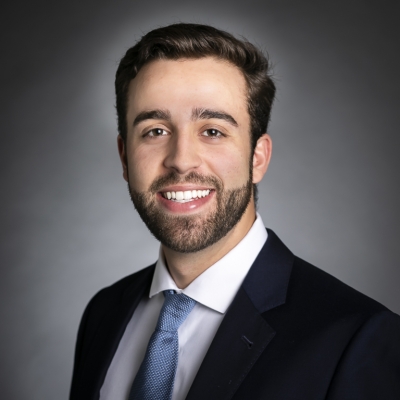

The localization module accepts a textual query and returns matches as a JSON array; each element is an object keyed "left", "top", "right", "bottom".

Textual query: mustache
[{"left": 149, "top": 171, "right": 223, "bottom": 193}]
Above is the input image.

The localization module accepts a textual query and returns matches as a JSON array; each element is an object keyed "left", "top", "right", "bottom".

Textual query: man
[{"left": 70, "top": 23, "right": 400, "bottom": 400}]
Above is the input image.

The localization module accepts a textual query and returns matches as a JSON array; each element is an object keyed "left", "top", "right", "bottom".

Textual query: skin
[{"left": 118, "top": 57, "right": 272, "bottom": 288}]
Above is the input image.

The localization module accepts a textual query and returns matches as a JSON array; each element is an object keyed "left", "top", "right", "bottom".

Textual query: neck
[{"left": 162, "top": 204, "right": 256, "bottom": 289}]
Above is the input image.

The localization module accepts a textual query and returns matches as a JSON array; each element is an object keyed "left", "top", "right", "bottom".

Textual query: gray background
[{"left": 1, "top": 0, "right": 399, "bottom": 398}]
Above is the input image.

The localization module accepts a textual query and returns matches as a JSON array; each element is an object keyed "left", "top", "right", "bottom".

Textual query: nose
[{"left": 163, "top": 132, "right": 202, "bottom": 174}]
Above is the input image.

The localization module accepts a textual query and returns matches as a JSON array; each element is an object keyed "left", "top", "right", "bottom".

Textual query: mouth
[{"left": 161, "top": 189, "right": 213, "bottom": 203}]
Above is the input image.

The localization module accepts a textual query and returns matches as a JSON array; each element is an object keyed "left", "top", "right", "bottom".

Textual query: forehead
[{"left": 127, "top": 57, "right": 249, "bottom": 122}]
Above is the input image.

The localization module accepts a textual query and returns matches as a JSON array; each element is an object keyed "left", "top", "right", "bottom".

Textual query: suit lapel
[
  {"left": 186, "top": 230, "right": 294, "bottom": 400},
  {"left": 78, "top": 265, "right": 155, "bottom": 400},
  {"left": 186, "top": 287, "right": 275, "bottom": 400}
]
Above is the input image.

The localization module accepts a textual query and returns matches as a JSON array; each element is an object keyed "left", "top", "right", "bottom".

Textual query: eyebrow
[
  {"left": 132, "top": 107, "right": 238, "bottom": 127},
  {"left": 192, "top": 107, "right": 238, "bottom": 127},
  {"left": 133, "top": 109, "right": 171, "bottom": 127}
]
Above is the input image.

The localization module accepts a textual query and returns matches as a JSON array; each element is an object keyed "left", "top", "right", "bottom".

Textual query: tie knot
[{"left": 156, "top": 290, "right": 196, "bottom": 332}]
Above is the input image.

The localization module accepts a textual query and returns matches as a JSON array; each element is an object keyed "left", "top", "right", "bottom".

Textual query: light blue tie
[{"left": 129, "top": 290, "right": 197, "bottom": 400}]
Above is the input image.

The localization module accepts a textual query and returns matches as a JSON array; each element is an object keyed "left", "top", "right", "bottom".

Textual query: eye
[
  {"left": 145, "top": 128, "right": 169, "bottom": 137},
  {"left": 201, "top": 129, "right": 224, "bottom": 138}
]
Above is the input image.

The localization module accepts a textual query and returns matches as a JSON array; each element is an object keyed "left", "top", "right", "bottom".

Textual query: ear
[
  {"left": 117, "top": 135, "right": 129, "bottom": 182},
  {"left": 252, "top": 134, "right": 272, "bottom": 184}
]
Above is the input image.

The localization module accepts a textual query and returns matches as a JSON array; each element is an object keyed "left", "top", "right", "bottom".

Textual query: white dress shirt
[{"left": 100, "top": 213, "right": 267, "bottom": 400}]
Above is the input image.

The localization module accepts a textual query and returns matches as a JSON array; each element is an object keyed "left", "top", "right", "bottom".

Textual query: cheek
[
  {"left": 207, "top": 147, "right": 250, "bottom": 186},
  {"left": 126, "top": 146, "right": 160, "bottom": 191}
]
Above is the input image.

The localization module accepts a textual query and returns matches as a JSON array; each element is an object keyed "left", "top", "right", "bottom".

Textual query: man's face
[{"left": 119, "top": 57, "right": 268, "bottom": 253}]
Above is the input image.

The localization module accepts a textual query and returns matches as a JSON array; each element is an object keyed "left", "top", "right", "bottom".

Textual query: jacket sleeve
[{"left": 326, "top": 310, "right": 400, "bottom": 399}]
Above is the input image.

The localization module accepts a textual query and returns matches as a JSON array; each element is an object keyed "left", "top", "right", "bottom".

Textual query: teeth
[
  {"left": 162, "top": 189, "right": 211, "bottom": 202},
  {"left": 176, "top": 191, "right": 184, "bottom": 200}
]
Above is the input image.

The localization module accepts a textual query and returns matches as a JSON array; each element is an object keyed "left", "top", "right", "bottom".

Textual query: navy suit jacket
[{"left": 70, "top": 230, "right": 400, "bottom": 399}]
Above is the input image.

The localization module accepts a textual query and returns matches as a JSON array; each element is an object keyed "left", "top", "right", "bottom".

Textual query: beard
[{"left": 128, "top": 170, "right": 253, "bottom": 253}]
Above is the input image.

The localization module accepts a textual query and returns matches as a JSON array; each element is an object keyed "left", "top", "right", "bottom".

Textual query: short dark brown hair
[{"left": 115, "top": 23, "right": 276, "bottom": 150}]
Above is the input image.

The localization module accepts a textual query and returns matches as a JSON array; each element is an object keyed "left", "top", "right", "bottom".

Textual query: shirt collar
[{"left": 149, "top": 213, "right": 267, "bottom": 314}]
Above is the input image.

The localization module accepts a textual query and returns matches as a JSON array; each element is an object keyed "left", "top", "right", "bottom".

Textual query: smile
[{"left": 161, "top": 189, "right": 212, "bottom": 203}]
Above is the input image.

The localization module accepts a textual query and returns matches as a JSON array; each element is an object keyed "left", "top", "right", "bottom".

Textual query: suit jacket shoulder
[
  {"left": 268, "top": 254, "right": 391, "bottom": 335},
  {"left": 288, "top": 257, "right": 400, "bottom": 399},
  {"left": 70, "top": 264, "right": 155, "bottom": 400}
]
